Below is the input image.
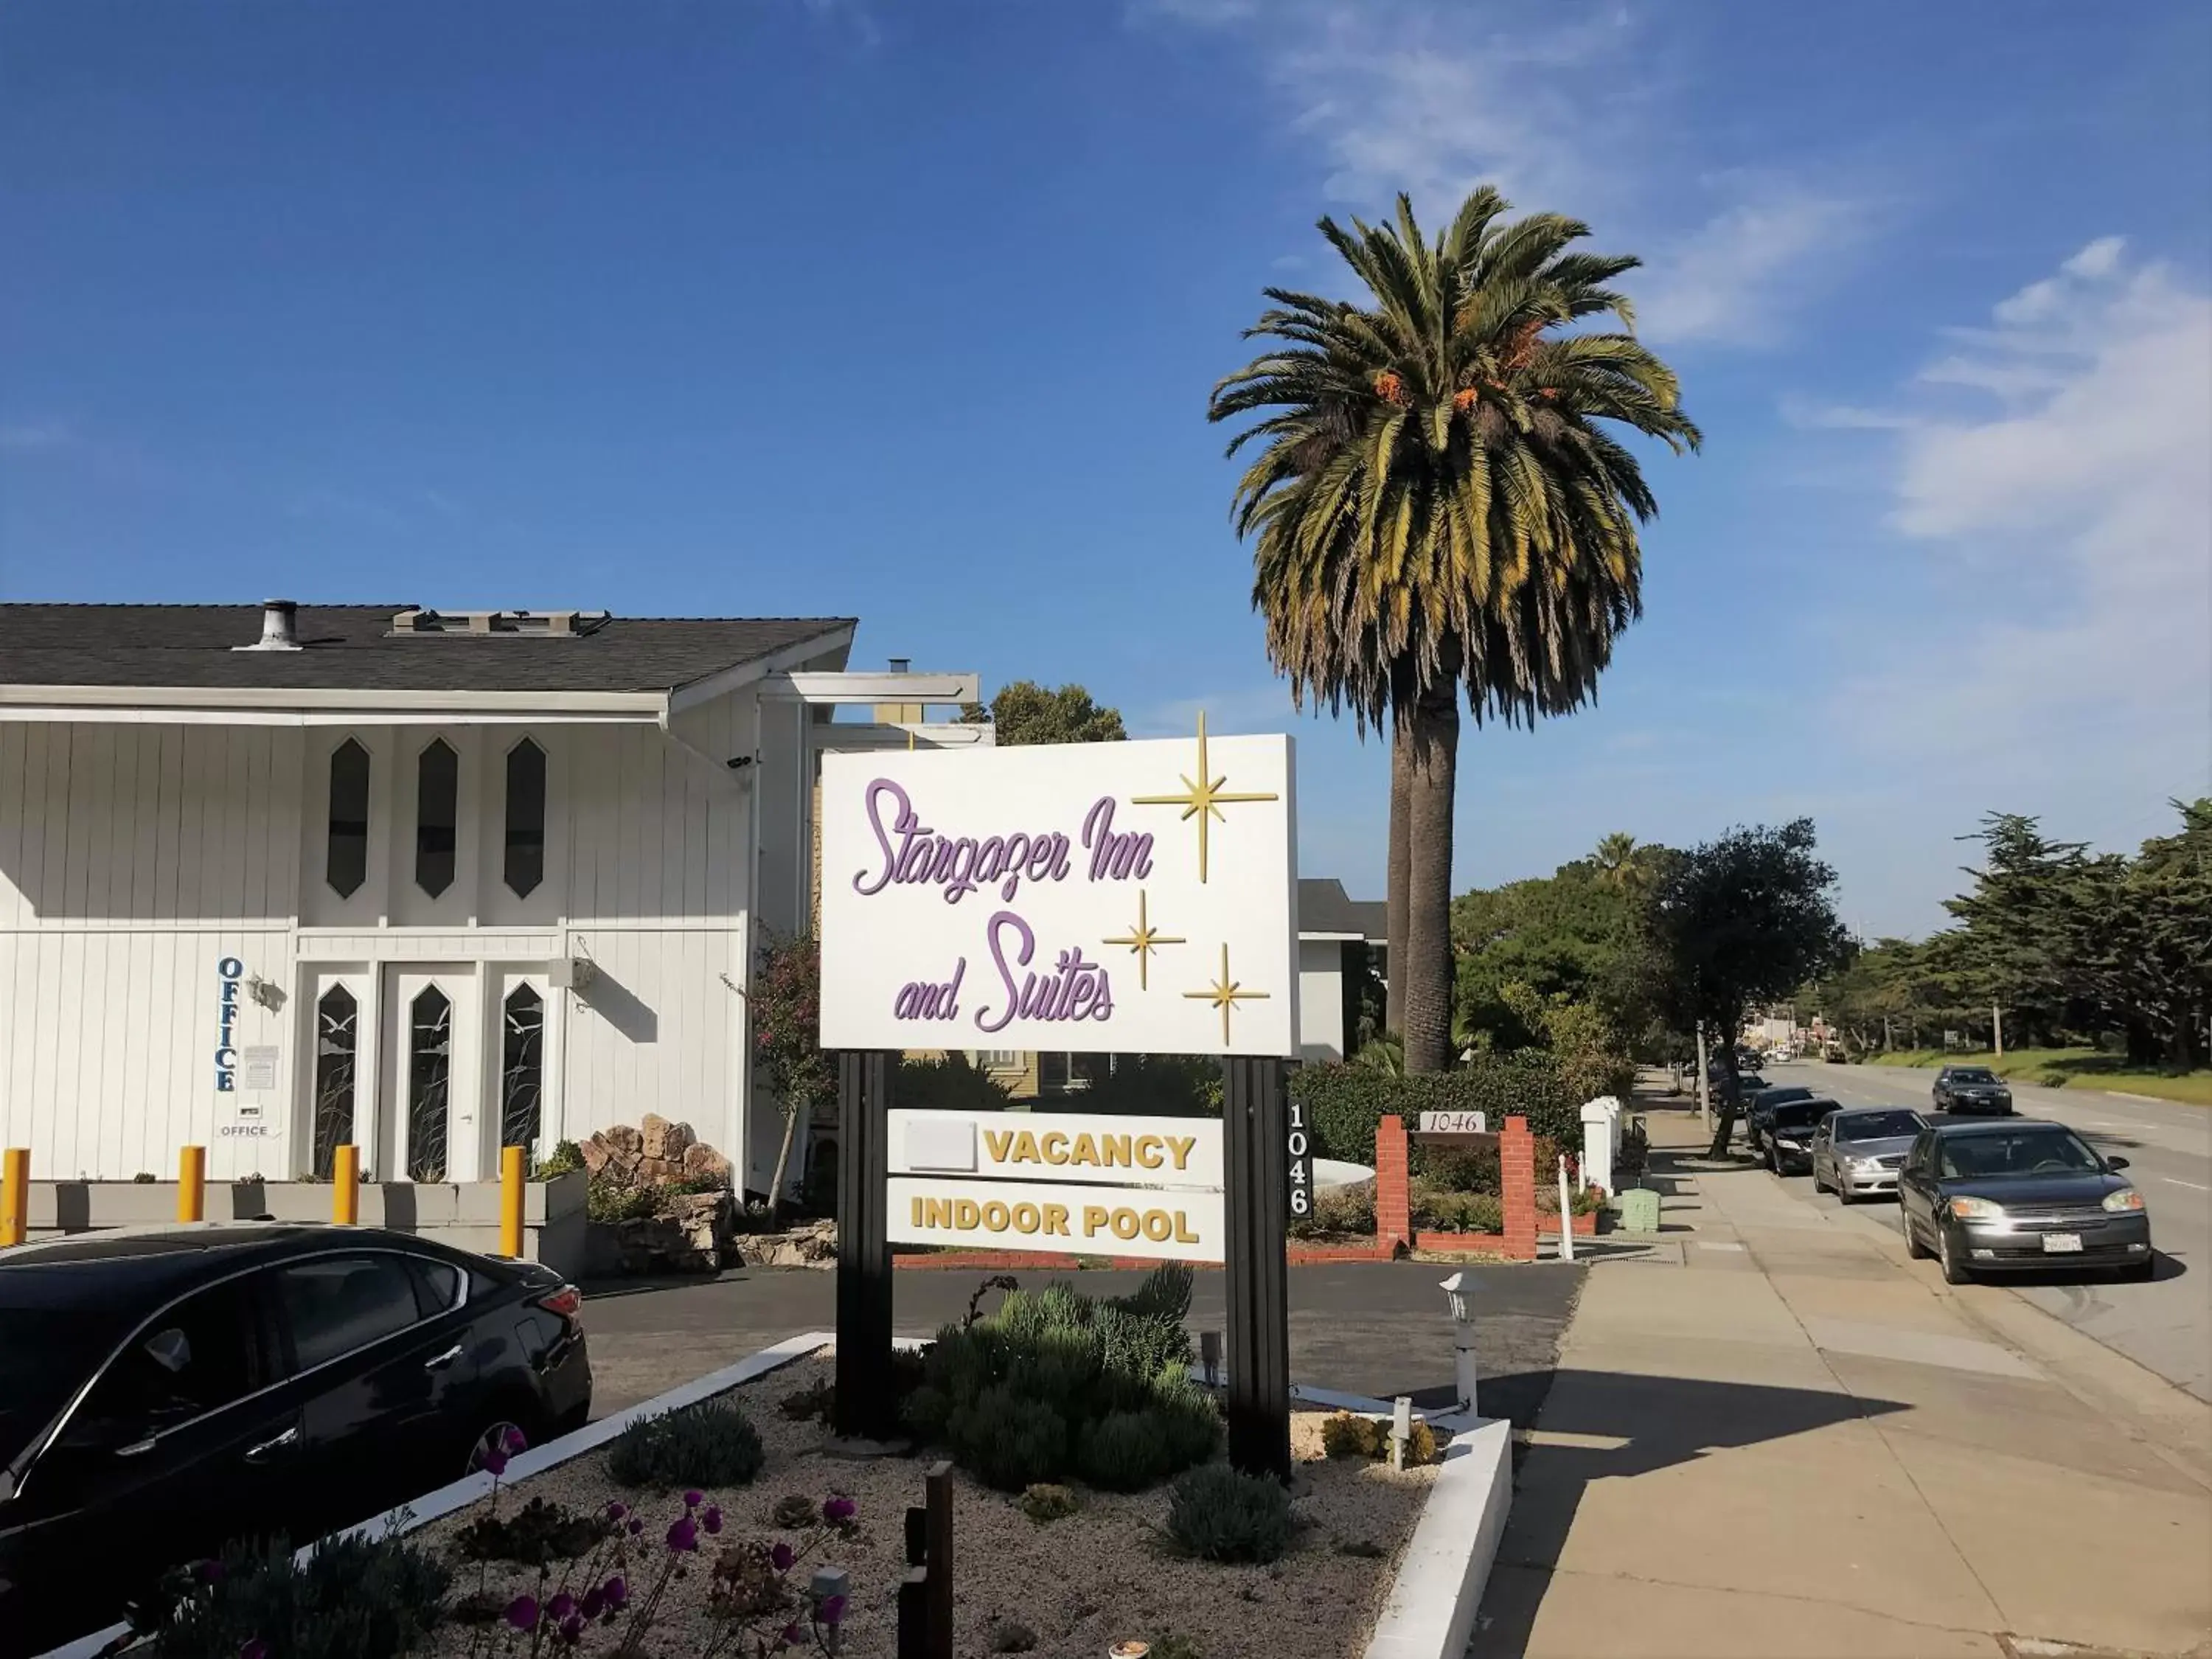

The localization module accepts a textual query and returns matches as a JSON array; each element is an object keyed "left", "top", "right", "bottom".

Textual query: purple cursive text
[
  {"left": 852, "top": 778, "right": 1073, "bottom": 905},
  {"left": 975, "top": 911, "right": 1116, "bottom": 1034}
]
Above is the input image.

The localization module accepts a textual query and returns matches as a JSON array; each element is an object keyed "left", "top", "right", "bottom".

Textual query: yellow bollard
[
  {"left": 332, "top": 1144, "right": 360, "bottom": 1224},
  {"left": 500, "top": 1145, "right": 526, "bottom": 1259},
  {"left": 178, "top": 1145, "right": 206, "bottom": 1223},
  {"left": 1, "top": 1147, "right": 28, "bottom": 1248}
]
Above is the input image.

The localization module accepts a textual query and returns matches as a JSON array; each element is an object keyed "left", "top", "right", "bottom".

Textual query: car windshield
[
  {"left": 1835, "top": 1110, "right": 1922, "bottom": 1141},
  {"left": 0, "top": 1305, "right": 130, "bottom": 1467},
  {"left": 1938, "top": 1127, "right": 2101, "bottom": 1180},
  {"left": 1948, "top": 1068, "right": 1998, "bottom": 1085},
  {"left": 1770, "top": 1102, "right": 1832, "bottom": 1130}
]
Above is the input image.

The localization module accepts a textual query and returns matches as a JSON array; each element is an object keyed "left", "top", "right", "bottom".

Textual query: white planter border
[{"left": 44, "top": 1332, "right": 1514, "bottom": 1659}]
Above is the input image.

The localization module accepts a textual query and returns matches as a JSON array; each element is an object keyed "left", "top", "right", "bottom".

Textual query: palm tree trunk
[
  {"left": 1401, "top": 683, "right": 1460, "bottom": 1074},
  {"left": 1385, "top": 732, "right": 1412, "bottom": 1040}
]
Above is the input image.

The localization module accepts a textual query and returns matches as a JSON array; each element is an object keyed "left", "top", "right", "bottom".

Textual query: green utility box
[{"left": 1618, "top": 1187, "right": 1662, "bottom": 1234}]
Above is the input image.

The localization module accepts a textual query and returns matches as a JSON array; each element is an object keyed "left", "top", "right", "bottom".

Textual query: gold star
[
  {"left": 1102, "top": 889, "right": 1186, "bottom": 991},
  {"left": 1130, "top": 712, "right": 1280, "bottom": 883},
  {"left": 1184, "top": 942, "right": 1270, "bottom": 1046}
]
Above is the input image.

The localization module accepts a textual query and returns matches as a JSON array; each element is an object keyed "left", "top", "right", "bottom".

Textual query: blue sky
[{"left": 4, "top": 0, "right": 2208, "bottom": 937}]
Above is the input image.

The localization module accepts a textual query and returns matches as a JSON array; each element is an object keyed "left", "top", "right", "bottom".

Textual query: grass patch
[{"left": 1862, "top": 1048, "right": 2211, "bottom": 1107}]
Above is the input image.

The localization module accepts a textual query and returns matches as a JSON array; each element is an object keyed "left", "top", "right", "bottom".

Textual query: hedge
[{"left": 1291, "top": 1049, "right": 1635, "bottom": 1166}]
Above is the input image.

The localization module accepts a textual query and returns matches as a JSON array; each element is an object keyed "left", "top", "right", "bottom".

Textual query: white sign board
[
  {"left": 818, "top": 725, "right": 1298, "bottom": 1056},
  {"left": 889, "top": 1178, "right": 1227, "bottom": 1262},
  {"left": 1418, "top": 1110, "right": 1490, "bottom": 1135},
  {"left": 891, "top": 1110, "right": 1223, "bottom": 1190}
]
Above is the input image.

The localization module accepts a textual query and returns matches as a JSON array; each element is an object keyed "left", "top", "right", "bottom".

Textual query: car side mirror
[{"left": 2106, "top": 1155, "right": 2129, "bottom": 1171}]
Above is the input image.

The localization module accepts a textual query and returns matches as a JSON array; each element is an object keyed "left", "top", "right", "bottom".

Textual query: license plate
[{"left": 2042, "top": 1233, "right": 2082, "bottom": 1253}]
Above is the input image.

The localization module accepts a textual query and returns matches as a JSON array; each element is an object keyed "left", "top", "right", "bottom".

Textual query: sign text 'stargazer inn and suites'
[{"left": 818, "top": 719, "right": 1299, "bottom": 1261}]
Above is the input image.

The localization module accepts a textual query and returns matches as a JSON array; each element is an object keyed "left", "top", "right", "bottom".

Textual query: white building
[
  {"left": 1295, "top": 877, "right": 1386, "bottom": 1062},
  {"left": 0, "top": 601, "right": 982, "bottom": 1192}
]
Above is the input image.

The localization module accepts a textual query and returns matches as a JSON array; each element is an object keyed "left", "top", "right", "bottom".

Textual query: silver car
[{"left": 1812, "top": 1107, "right": 1927, "bottom": 1201}]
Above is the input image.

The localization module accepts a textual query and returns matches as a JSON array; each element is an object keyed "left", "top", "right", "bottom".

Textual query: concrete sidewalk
[{"left": 1475, "top": 1102, "right": 2212, "bottom": 1658}]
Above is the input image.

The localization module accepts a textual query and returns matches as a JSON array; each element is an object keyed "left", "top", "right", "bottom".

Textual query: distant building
[{"left": 1293, "top": 877, "right": 1386, "bottom": 1063}]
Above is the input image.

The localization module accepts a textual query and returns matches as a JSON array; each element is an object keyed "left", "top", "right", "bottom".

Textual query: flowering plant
[{"left": 751, "top": 931, "right": 834, "bottom": 1222}]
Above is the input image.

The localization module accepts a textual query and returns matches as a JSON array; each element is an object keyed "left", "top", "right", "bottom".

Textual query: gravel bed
[{"left": 417, "top": 1349, "right": 1437, "bottom": 1659}]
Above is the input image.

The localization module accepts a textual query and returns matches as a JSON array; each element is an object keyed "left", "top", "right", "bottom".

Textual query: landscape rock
[
  {"left": 640, "top": 1113, "right": 695, "bottom": 1161},
  {"left": 683, "top": 1142, "right": 734, "bottom": 1184}
]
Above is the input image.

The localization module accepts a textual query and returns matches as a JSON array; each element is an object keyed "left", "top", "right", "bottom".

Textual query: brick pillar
[
  {"left": 1374, "top": 1114, "right": 1411, "bottom": 1252},
  {"left": 1500, "top": 1114, "right": 1538, "bottom": 1262}
]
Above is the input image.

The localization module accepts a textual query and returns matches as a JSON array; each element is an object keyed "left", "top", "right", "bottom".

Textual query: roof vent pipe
[
  {"left": 888, "top": 657, "right": 911, "bottom": 674},
  {"left": 234, "top": 599, "right": 303, "bottom": 653}
]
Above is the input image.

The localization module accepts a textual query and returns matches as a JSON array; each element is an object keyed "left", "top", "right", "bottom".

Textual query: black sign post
[
  {"left": 1222, "top": 1054, "right": 1291, "bottom": 1481},
  {"left": 835, "top": 1049, "right": 897, "bottom": 1441}
]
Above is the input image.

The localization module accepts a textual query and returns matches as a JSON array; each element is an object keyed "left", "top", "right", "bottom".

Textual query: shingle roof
[
  {"left": 0, "top": 604, "right": 855, "bottom": 694},
  {"left": 1298, "top": 877, "right": 1385, "bottom": 940}
]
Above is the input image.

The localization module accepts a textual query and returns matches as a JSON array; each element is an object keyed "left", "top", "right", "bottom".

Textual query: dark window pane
[
  {"left": 504, "top": 739, "right": 546, "bottom": 898},
  {"left": 1, "top": 1308, "right": 133, "bottom": 1464},
  {"left": 407, "top": 1258, "right": 463, "bottom": 1315},
  {"left": 327, "top": 739, "right": 370, "bottom": 898},
  {"left": 407, "top": 987, "right": 451, "bottom": 1181},
  {"left": 277, "top": 1256, "right": 422, "bottom": 1371},
  {"left": 312, "top": 986, "right": 359, "bottom": 1180},
  {"left": 74, "top": 1279, "right": 260, "bottom": 1441},
  {"left": 501, "top": 984, "right": 544, "bottom": 1151},
  {"left": 415, "top": 740, "right": 458, "bottom": 897}
]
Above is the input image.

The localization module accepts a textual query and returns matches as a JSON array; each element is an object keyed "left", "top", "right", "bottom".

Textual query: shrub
[
  {"left": 454, "top": 1495, "right": 613, "bottom": 1566},
  {"left": 902, "top": 1265, "right": 1217, "bottom": 1492},
  {"left": 1409, "top": 1183, "right": 1503, "bottom": 1234},
  {"left": 1317, "top": 1411, "right": 1438, "bottom": 1465},
  {"left": 538, "top": 1139, "right": 585, "bottom": 1178},
  {"left": 1074, "top": 1054, "right": 1223, "bottom": 1117},
  {"left": 1289, "top": 1179, "right": 1375, "bottom": 1239},
  {"left": 1019, "top": 1483, "right": 1079, "bottom": 1523},
  {"left": 1419, "top": 1143, "right": 1500, "bottom": 1192},
  {"left": 1164, "top": 1464, "right": 1294, "bottom": 1564},
  {"left": 1292, "top": 1049, "right": 1632, "bottom": 1164},
  {"left": 134, "top": 1532, "right": 451, "bottom": 1659},
  {"left": 897, "top": 1054, "right": 1016, "bottom": 1112},
  {"left": 607, "top": 1400, "right": 765, "bottom": 1491},
  {"left": 587, "top": 1174, "right": 663, "bottom": 1224}
]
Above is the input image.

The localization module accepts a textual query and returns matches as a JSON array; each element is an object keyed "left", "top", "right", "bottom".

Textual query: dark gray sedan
[
  {"left": 1811, "top": 1107, "right": 1925, "bottom": 1200},
  {"left": 1899, "top": 1119, "right": 2152, "bottom": 1284},
  {"left": 1761, "top": 1098, "right": 1840, "bottom": 1175}
]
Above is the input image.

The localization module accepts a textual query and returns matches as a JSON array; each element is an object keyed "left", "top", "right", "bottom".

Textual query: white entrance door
[{"left": 380, "top": 967, "right": 480, "bottom": 1183}]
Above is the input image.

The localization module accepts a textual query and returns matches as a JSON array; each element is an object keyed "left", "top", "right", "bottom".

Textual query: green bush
[
  {"left": 902, "top": 1265, "right": 1217, "bottom": 1492},
  {"left": 606, "top": 1399, "right": 765, "bottom": 1490},
  {"left": 1410, "top": 1184, "right": 1503, "bottom": 1234},
  {"left": 1019, "top": 1483, "right": 1079, "bottom": 1523},
  {"left": 1164, "top": 1463, "right": 1294, "bottom": 1564},
  {"left": 1289, "top": 1179, "right": 1375, "bottom": 1239},
  {"left": 586, "top": 1174, "right": 663, "bottom": 1223},
  {"left": 538, "top": 1139, "right": 585, "bottom": 1178},
  {"left": 1292, "top": 1048, "right": 1632, "bottom": 1164},
  {"left": 454, "top": 1495, "right": 613, "bottom": 1566},
  {"left": 1074, "top": 1054, "right": 1223, "bottom": 1116},
  {"left": 897, "top": 1054, "right": 1016, "bottom": 1112},
  {"left": 1321, "top": 1412, "right": 1383, "bottom": 1458},
  {"left": 134, "top": 1532, "right": 451, "bottom": 1659}
]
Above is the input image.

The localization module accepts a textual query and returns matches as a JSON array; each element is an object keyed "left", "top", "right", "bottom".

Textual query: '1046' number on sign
[{"left": 1286, "top": 1098, "right": 1313, "bottom": 1217}]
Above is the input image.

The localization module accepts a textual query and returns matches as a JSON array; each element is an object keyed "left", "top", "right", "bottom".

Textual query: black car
[
  {"left": 0, "top": 1225, "right": 591, "bottom": 1656},
  {"left": 1746, "top": 1085, "right": 1820, "bottom": 1152},
  {"left": 1931, "top": 1065, "right": 2014, "bottom": 1115},
  {"left": 1763, "top": 1098, "right": 1841, "bottom": 1174},
  {"left": 1899, "top": 1119, "right": 2152, "bottom": 1286}
]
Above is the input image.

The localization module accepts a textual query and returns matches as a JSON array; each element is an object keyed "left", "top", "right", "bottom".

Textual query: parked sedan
[
  {"left": 1762, "top": 1098, "right": 1841, "bottom": 1174},
  {"left": 1899, "top": 1119, "right": 2152, "bottom": 1286},
  {"left": 1932, "top": 1065, "right": 2014, "bottom": 1115},
  {"left": 1747, "top": 1085, "right": 1820, "bottom": 1152},
  {"left": 1811, "top": 1107, "right": 1926, "bottom": 1201},
  {"left": 0, "top": 1224, "right": 591, "bottom": 1657}
]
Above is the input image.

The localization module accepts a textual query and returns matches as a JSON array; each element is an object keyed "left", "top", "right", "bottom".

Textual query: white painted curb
[
  {"left": 37, "top": 1332, "right": 836, "bottom": 1659},
  {"left": 1363, "top": 1416, "right": 1514, "bottom": 1659}
]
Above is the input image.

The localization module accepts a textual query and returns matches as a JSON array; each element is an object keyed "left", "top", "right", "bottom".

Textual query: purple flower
[
  {"left": 702, "top": 1504, "right": 723, "bottom": 1535},
  {"left": 240, "top": 1642, "right": 268, "bottom": 1659},
  {"left": 546, "top": 1592, "right": 576, "bottom": 1622},
  {"left": 667, "top": 1514, "right": 700, "bottom": 1554},
  {"left": 605, "top": 1500, "right": 628, "bottom": 1523},
  {"left": 627, "top": 1517, "right": 644, "bottom": 1536},
  {"left": 822, "top": 1495, "right": 857, "bottom": 1525},
  {"left": 195, "top": 1561, "right": 227, "bottom": 1586},
  {"left": 780, "top": 1624, "right": 806, "bottom": 1648},
  {"left": 506, "top": 1595, "right": 541, "bottom": 1632},
  {"left": 602, "top": 1575, "right": 630, "bottom": 1610},
  {"left": 770, "top": 1542, "right": 796, "bottom": 1573},
  {"left": 580, "top": 1587, "right": 605, "bottom": 1621},
  {"left": 479, "top": 1448, "right": 510, "bottom": 1478},
  {"left": 501, "top": 1425, "right": 529, "bottom": 1455},
  {"left": 819, "top": 1593, "right": 848, "bottom": 1627},
  {"left": 682, "top": 1489, "right": 704, "bottom": 1509},
  {"left": 557, "top": 1614, "right": 585, "bottom": 1646}
]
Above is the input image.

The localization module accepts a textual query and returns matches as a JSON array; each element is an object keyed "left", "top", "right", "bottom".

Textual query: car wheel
[
  {"left": 1937, "top": 1225, "right": 1972, "bottom": 1286},
  {"left": 464, "top": 1402, "right": 544, "bottom": 1480},
  {"left": 1904, "top": 1212, "right": 1931, "bottom": 1259},
  {"left": 1836, "top": 1179, "right": 1855, "bottom": 1206}
]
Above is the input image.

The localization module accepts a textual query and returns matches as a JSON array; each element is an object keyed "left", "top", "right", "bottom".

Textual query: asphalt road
[{"left": 1782, "top": 1060, "right": 2212, "bottom": 1401}]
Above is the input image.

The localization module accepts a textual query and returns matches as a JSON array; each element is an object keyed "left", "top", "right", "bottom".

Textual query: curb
[{"left": 1363, "top": 1416, "right": 1514, "bottom": 1659}]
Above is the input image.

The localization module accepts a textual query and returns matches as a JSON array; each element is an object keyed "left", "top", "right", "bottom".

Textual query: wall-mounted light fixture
[
  {"left": 548, "top": 957, "right": 599, "bottom": 992},
  {"left": 245, "top": 975, "right": 287, "bottom": 1012}
]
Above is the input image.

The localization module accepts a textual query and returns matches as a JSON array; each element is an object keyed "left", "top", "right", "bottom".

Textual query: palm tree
[
  {"left": 1595, "top": 832, "right": 1642, "bottom": 890},
  {"left": 1211, "top": 188, "right": 1699, "bottom": 1073}
]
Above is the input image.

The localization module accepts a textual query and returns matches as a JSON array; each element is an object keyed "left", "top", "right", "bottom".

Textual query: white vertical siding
[{"left": 1297, "top": 937, "right": 1348, "bottom": 1062}]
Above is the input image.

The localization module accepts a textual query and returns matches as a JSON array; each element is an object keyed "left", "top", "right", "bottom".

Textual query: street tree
[
  {"left": 960, "top": 680, "right": 1127, "bottom": 745},
  {"left": 1646, "top": 818, "right": 1849, "bottom": 1152},
  {"left": 1211, "top": 187, "right": 1699, "bottom": 1073}
]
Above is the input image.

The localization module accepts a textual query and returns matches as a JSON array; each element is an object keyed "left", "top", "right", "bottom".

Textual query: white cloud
[
  {"left": 1837, "top": 240, "right": 2212, "bottom": 819},
  {"left": 1635, "top": 191, "right": 1865, "bottom": 344}
]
